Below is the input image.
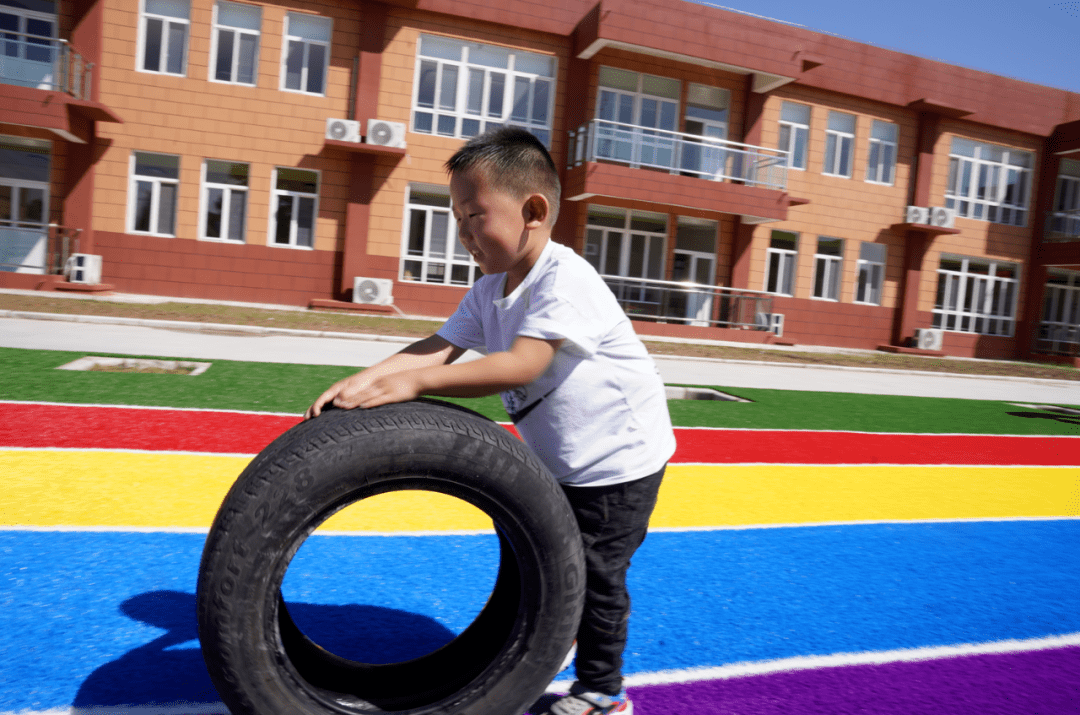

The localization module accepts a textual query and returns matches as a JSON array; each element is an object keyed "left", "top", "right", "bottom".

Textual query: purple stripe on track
[{"left": 625, "top": 646, "right": 1080, "bottom": 715}]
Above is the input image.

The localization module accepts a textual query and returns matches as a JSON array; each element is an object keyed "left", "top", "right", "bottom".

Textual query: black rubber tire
[{"left": 197, "top": 398, "right": 584, "bottom": 715}]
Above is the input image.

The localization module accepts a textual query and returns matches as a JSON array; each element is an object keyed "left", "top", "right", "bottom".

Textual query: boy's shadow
[
  {"left": 73, "top": 590, "right": 458, "bottom": 709},
  {"left": 1006, "top": 410, "right": 1080, "bottom": 426}
]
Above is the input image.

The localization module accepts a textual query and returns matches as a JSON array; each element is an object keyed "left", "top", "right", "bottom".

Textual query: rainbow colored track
[{"left": 2, "top": 400, "right": 1079, "bottom": 714}]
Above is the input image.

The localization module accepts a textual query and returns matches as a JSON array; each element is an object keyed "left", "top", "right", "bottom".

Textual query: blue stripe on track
[{"left": 2, "top": 520, "right": 1078, "bottom": 712}]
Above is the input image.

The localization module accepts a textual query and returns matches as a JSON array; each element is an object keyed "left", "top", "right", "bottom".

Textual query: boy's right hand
[{"left": 304, "top": 373, "right": 371, "bottom": 420}]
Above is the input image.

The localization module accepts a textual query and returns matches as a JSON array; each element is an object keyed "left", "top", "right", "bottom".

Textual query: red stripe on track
[{"left": 1, "top": 403, "right": 1077, "bottom": 465}]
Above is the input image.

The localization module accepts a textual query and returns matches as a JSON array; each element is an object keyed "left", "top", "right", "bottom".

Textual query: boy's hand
[{"left": 304, "top": 371, "right": 424, "bottom": 420}]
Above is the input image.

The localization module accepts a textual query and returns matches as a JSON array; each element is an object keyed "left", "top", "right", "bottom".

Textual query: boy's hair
[{"left": 445, "top": 127, "right": 561, "bottom": 225}]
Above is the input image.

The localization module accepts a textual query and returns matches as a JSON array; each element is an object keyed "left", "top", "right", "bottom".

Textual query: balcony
[
  {"left": 565, "top": 119, "right": 793, "bottom": 222},
  {"left": 600, "top": 274, "right": 774, "bottom": 329},
  {"left": 1046, "top": 210, "right": 1080, "bottom": 242},
  {"left": 1, "top": 224, "right": 81, "bottom": 275},
  {"left": 1034, "top": 323, "right": 1079, "bottom": 358},
  {"left": 1, "top": 31, "right": 93, "bottom": 100}
]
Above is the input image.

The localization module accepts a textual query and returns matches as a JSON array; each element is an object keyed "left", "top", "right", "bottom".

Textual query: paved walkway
[{"left": 2, "top": 311, "right": 1078, "bottom": 404}]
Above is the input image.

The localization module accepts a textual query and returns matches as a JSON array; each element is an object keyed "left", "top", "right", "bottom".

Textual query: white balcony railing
[
  {"left": 1047, "top": 210, "right": 1080, "bottom": 241},
  {"left": 599, "top": 274, "right": 776, "bottom": 329},
  {"left": 569, "top": 119, "right": 789, "bottom": 191},
  {"left": 0, "top": 31, "right": 93, "bottom": 100}
]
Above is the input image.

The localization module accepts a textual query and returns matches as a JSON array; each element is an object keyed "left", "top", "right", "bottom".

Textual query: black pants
[{"left": 560, "top": 465, "right": 665, "bottom": 696}]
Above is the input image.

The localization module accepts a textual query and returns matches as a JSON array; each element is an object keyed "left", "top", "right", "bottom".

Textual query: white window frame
[
  {"left": 823, "top": 110, "right": 855, "bottom": 178},
  {"left": 1039, "top": 269, "right": 1080, "bottom": 351},
  {"left": 128, "top": 151, "right": 180, "bottom": 237},
  {"left": 0, "top": 4, "right": 58, "bottom": 84},
  {"left": 280, "top": 12, "right": 331, "bottom": 96},
  {"left": 269, "top": 167, "right": 318, "bottom": 249},
  {"left": 137, "top": 0, "right": 190, "bottom": 76},
  {"left": 764, "top": 230, "right": 797, "bottom": 296},
  {"left": 209, "top": 1, "right": 261, "bottom": 86},
  {"left": 945, "top": 138, "right": 1033, "bottom": 227},
  {"left": 778, "top": 101, "right": 809, "bottom": 171},
  {"left": 854, "top": 242, "right": 886, "bottom": 306},
  {"left": 585, "top": 206, "right": 667, "bottom": 311},
  {"left": 932, "top": 255, "right": 1019, "bottom": 337},
  {"left": 411, "top": 34, "right": 557, "bottom": 146},
  {"left": 812, "top": 237, "right": 842, "bottom": 301},
  {"left": 199, "top": 159, "right": 249, "bottom": 243},
  {"left": 865, "top": 119, "right": 898, "bottom": 185},
  {"left": 400, "top": 184, "right": 477, "bottom": 287},
  {"left": 1050, "top": 159, "right": 1080, "bottom": 238},
  {"left": 594, "top": 67, "right": 681, "bottom": 170}
]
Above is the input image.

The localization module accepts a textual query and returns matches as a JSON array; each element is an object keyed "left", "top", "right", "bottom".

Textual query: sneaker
[{"left": 549, "top": 683, "right": 632, "bottom": 715}]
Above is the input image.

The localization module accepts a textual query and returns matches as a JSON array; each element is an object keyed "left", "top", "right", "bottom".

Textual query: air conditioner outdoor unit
[
  {"left": 353, "top": 277, "right": 394, "bottom": 305},
  {"left": 905, "top": 205, "right": 929, "bottom": 224},
  {"left": 64, "top": 253, "right": 102, "bottom": 284},
  {"left": 326, "top": 118, "right": 361, "bottom": 143},
  {"left": 915, "top": 328, "right": 944, "bottom": 351},
  {"left": 366, "top": 119, "right": 406, "bottom": 148},
  {"left": 930, "top": 206, "right": 957, "bottom": 229},
  {"left": 755, "top": 312, "right": 784, "bottom": 337}
]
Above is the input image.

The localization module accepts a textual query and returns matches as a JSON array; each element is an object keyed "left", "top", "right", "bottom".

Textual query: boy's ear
[{"left": 523, "top": 193, "right": 550, "bottom": 229}]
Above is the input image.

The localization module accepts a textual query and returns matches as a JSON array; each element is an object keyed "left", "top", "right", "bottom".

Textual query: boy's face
[{"left": 450, "top": 166, "right": 547, "bottom": 279}]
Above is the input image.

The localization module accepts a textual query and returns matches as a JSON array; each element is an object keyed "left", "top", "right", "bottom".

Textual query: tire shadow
[
  {"left": 1006, "top": 411, "right": 1080, "bottom": 426},
  {"left": 72, "top": 590, "right": 457, "bottom": 709}
]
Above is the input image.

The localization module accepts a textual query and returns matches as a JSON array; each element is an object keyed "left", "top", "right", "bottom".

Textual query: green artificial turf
[{"left": 1, "top": 347, "right": 1077, "bottom": 434}]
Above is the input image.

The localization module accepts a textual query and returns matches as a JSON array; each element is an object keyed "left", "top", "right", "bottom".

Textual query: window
[
  {"left": 271, "top": 168, "right": 317, "bottom": 248},
  {"left": 200, "top": 160, "right": 248, "bottom": 242},
  {"left": 865, "top": 120, "right": 898, "bottom": 185},
  {"left": 412, "top": 35, "right": 556, "bottom": 145},
  {"left": 1039, "top": 269, "right": 1080, "bottom": 351},
  {"left": 139, "top": 0, "right": 189, "bottom": 75},
  {"left": 812, "top": 237, "right": 842, "bottom": 301},
  {"left": 130, "top": 152, "right": 179, "bottom": 236},
  {"left": 211, "top": 1, "right": 260, "bottom": 85},
  {"left": 595, "top": 67, "right": 680, "bottom": 169},
  {"left": 401, "top": 185, "right": 476, "bottom": 286},
  {"left": 945, "top": 138, "right": 1033, "bottom": 227},
  {"left": 281, "top": 12, "right": 330, "bottom": 95},
  {"left": 0, "top": 136, "right": 51, "bottom": 273},
  {"left": 778, "top": 101, "right": 809, "bottom": 170},
  {"left": 764, "top": 230, "right": 797, "bottom": 296},
  {"left": 670, "top": 217, "right": 717, "bottom": 325},
  {"left": 682, "top": 83, "right": 731, "bottom": 179},
  {"left": 823, "top": 111, "right": 855, "bottom": 178},
  {"left": 854, "top": 242, "right": 886, "bottom": 305},
  {"left": 0, "top": 1, "right": 57, "bottom": 90},
  {"left": 933, "top": 255, "right": 1018, "bottom": 336},
  {"left": 584, "top": 206, "right": 666, "bottom": 313},
  {"left": 1050, "top": 158, "right": 1080, "bottom": 239}
]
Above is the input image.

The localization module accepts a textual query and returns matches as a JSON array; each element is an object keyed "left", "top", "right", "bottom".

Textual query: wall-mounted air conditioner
[
  {"left": 905, "top": 205, "right": 930, "bottom": 224},
  {"left": 353, "top": 277, "right": 394, "bottom": 305},
  {"left": 915, "top": 328, "right": 944, "bottom": 351},
  {"left": 65, "top": 254, "right": 102, "bottom": 284},
  {"left": 930, "top": 206, "right": 957, "bottom": 229},
  {"left": 366, "top": 119, "right": 406, "bottom": 149},
  {"left": 326, "top": 118, "right": 361, "bottom": 143}
]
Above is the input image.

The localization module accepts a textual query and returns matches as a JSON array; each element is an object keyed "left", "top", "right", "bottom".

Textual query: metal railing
[
  {"left": 599, "top": 274, "right": 775, "bottom": 329},
  {"left": 1034, "top": 323, "right": 1080, "bottom": 357},
  {"left": 1046, "top": 210, "right": 1080, "bottom": 242},
  {"left": 0, "top": 31, "right": 93, "bottom": 100},
  {"left": 569, "top": 119, "right": 789, "bottom": 191},
  {"left": 0, "top": 224, "right": 80, "bottom": 274}
]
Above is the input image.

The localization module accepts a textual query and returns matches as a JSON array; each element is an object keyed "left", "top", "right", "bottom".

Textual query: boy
[{"left": 306, "top": 127, "right": 676, "bottom": 715}]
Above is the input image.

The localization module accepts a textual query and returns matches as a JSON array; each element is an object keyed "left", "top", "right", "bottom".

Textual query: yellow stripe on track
[{"left": 2, "top": 451, "right": 1077, "bottom": 530}]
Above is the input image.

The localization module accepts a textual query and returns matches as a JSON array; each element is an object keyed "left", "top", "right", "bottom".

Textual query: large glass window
[
  {"left": 854, "top": 242, "right": 886, "bottom": 305},
  {"left": 412, "top": 35, "right": 555, "bottom": 146},
  {"left": 865, "top": 120, "right": 898, "bottom": 185},
  {"left": 812, "top": 237, "right": 842, "bottom": 300},
  {"left": 0, "top": 136, "right": 51, "bottom": 273},
  {"left": 140, "top": 0, "right": 189, "bottom": 75},
  {"left": 130, "top": 151, "right": 179, "bottom": 236},
  {"left": 584, "top": 206, "right": 666, "bottom": 313},
  {"left": 670, "top": 217, "right": 717, "bottom": 325},
  {"left": 764, "top": 230, "right": 797, "bottom": 296},
  {"left": 778, "top": 101, "right": 809, "bottom": 170},
  {"left": 271, "top": 168, "right": 317, "bottom": 248},
  {"left": 594, "top": 67, "right": 680, "bottom": 169},
  {"left": 0, "top": 1, "right": 57, "bottom": 90},
  {"left": 823, "top": 111, "right": 855, "bottom": 178},
  {"left": 211, "top": 1, "right": 260, "bottom": 85},
  {"left": 201, "top": 160, "right": 248, "bottom": 242},
  {"left": 401, "top": 185, "right": 476, "bottom": 286},
  {"left": 945, "top": 138, "right": 1033, "bottom": 227},
  {"left": 1039, "top": 269, "right": 1080, "bottom": 352},
  {"left": 681, "top": 83, "right": 730, "bottom": 180},
  {"left": 1050, "top": 158, "right": 1080, "bottom": 239},
  {"left": 281, "top": 12, "right": 330, "bottom": 95},
  {"left": 932, "top": 255, "right": 1018, "bottom": 336}
]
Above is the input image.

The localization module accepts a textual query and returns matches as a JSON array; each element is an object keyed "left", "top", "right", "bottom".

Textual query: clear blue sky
[{"left": 695, "top": 1, "right": 1080, "bottom": 93}]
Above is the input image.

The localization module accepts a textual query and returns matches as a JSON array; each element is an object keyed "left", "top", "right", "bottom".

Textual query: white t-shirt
[{"left": 437, "top": 240, "right": 676, "bottom": 486}]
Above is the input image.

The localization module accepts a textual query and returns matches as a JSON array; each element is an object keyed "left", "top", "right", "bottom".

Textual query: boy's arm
[
  {"left": 313, "top": 335, "right": 561, "bottom": 414},
  {"left": 305, "top": 334, "right": 466, "bottom": 419}
]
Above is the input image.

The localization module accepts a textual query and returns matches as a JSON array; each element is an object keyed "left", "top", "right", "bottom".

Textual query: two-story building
[{"left": 2, "top": 0, "right": 1079, "bottom": 362}]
